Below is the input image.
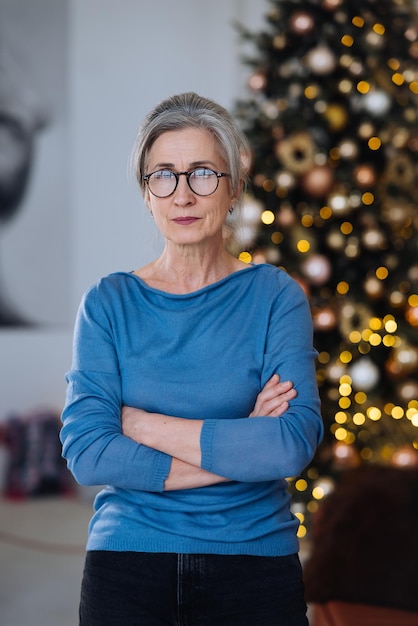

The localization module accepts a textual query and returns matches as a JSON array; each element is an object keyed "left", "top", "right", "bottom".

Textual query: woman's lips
[{"left": 172, "top": 217, "right": 200, "bottom": 225}]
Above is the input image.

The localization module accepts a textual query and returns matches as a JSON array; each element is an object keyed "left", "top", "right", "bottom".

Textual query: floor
[
  {"left": 0, "top": 495, "right": 314, "bottom": 626},
  {"left": 0, "top": 496, "right": 92, "bottom": 626}
]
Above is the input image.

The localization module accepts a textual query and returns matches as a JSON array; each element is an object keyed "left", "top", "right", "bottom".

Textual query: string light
[
  {"left": 392, "top": 406, "right": 404, "bottom": 420},
  {"left": 335, "top": 411, "right": 348, "bottom": 424},
  {"left": 238, "top": 251, "right": 252, "bottom": 263},
  {"left": 388, "top": 58, "right": 400, "bottom": 70},
  {"left": 271, "top": 232, "right": 283, "bottom": 244},
  {"left": 357, "top": 81, "right": 370, "bottom": 94},
  {"left": 355, "top": 392, "right": 367, "bottom": 404},
  {"left": 339, "top": 351, "right": 353, "bottom": 364},
  {"left": 352, "top": 16, "right": 364, "bottom": 28},
  {"left": 337, "top": 281, "right": 349, "bottom": 294},
  {"left": 261, "top": 210, "right": 275, "bottom": 224},
  {"left": 296, "top": 239, "right": 311, "bottom": 252},
  {"left": 373, "top": 23, "right": 385, "bottom": 35},
  {"left": 392, "top": 72, "right": 405, "bottom": 86},
  {"left": 367, "top": 138, "right": 381, "bottom": 150},
  {"left": 353, "top": 412, "right": 366, "bottom": 426},
  {"left": 367, "top": 407, "right": 382, "bottom": 421},
  {"left": 341, "top": 34, "right": 354, "bottom": 47},
  {"left": 375, "top": 267, "right": 388, "bottom": 280}
]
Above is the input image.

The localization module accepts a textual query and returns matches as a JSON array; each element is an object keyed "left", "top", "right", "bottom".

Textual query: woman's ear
[
  {"left": 143, "top": 189, "right": 152, "bottom": 213},
  {"left": 231, "top": 178, "right": 244, "bottom": 208}
]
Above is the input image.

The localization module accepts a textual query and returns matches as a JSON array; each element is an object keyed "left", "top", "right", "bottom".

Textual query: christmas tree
[{"left": 232, "top": 0, "right": 418, "bottom": 536}]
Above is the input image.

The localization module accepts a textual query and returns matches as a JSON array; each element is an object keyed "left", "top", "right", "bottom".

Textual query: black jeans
[{"left": 79, "top": 551, "right": 309, "bottom": 625}]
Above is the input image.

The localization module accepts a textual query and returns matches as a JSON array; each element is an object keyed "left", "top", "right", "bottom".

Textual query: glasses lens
[
  {"left": 188, "top": 168, "right": 218, "bottom": 196},
  {"left": 148, "top": 170, "right": 177, "bottom": 197}
]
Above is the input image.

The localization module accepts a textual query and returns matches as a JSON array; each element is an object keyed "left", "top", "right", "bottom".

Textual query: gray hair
[{"left": 132, "top": 92, "right": 251, "bottom": 198}]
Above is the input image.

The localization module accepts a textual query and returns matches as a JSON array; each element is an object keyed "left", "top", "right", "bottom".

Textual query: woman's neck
[{"left": 135, "top": 242, "right": 247, "bottom": 294}]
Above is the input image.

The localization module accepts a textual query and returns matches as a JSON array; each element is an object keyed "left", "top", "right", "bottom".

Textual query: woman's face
[{"left": 144, "top": 127, "right": 238, "bottom": 249}]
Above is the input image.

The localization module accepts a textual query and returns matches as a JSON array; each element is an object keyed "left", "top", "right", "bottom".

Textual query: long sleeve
[
  {"left": 60, "top": 284, "right": 171, "bottom": 491},
  {"left": 59, "top": 266, "right": 321, "bottom": 556},
  {"left": 200, "top": 273, "right": 323, "bottom": 482}
]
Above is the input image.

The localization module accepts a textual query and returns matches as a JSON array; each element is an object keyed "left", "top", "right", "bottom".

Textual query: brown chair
[{"left": 303, "top": 466, "right": 418, "bottom": 620}]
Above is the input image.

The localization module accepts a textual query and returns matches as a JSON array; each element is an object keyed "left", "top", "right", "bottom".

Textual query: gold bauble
[
  {"left": 312, "top": 476, "right": 335, "bottom": 497},
  {"left": 328, "top": 189, "right": 351, "bottom": 215},
  {"left": 301, "top": 165, "right": 334, "bottom": 198},
  {"left": 362, "top": 228, "right": 387, "bottom": 251},
  {"left": 305, "top": 45, "right": 337, "bottom": 75},
  {"left": 276, "top": 132, "right": 316, "bottom": 175},
  {"left": 323, "top": 104, "right": 348, "bottom": 131},
  {"left": 353, "top": 164, "right": 377, "bottom": 188},
  {"left": 399, "top": 380, "right": 418, "bottom": 401},
  {"left": 340, "top": 302, "right": 371, "bottom": 339},
  {"left": 365, "top": 30, "right": 385, "bottom": 50},
  {"left": 389, "top": 290, "right": 407, "bottom": 308},
  {"left": 384, "top": 153, "right": 416, "bottom": 190},
  {"left": 265, "top": 247, "right": 281, "bottom": 266},
  {"left": 289, "top": 11, "right": 315, "bottom": 35},
  {"left": 332, "top": 442, "right": 361, "bottom": 470},
  {"left": 273, "top": 35, "right": 286, "bottom": 50},
  {"left": 410, "top": 41, "right": 418, "bottom": 59},
  {"left": 391, "top": 446, "right": 418, "bottom": 468},
  {"left": 405, "top": 306, "right": 418, "bottom": 328},
  {"left": 326, "top": 230, "right": 345, "bottom": 251},
  {"left": 248, "top": 72, "right": 267, "bottom": 91},
  {"left": 276, "top": 206, "right": 296, "bottom": 228},
  {"left": 349, "top": 357, "right": 380, "bottom": 390},
  {"left": 358, "top": 122, "right": 375, "bottom": 140},
  {"left": 327, "top": 360, "right": 346, "bottom": 383},
  {"left": 321, "top": 0, "right": 344, "bottom": 9},
  {"left": 312, "top": 306, "right": 338, "bottom": 331},
  {"left": 408, "top": 265, "right": 418, "bottom": 282},
  {"left": 338, "top": 139, "right": 359, "bottom": 160},
  {"left": 386, "top": 344, "right": 418, "bottom": 377},
  {"left": 364, "top": 276, "right": 384, "bottom": 299},
  {"left": 382, "top": 200, "right": 413, "bottom": 231},
  {"left": 301, "top": 254, "right": 332, "bottom": 286}
]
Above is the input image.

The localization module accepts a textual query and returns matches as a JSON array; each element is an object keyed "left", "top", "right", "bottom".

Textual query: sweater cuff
[
  {"left": 152, "top": 451, "right": 172, "bottom": 492},
  {"left": 200, "top": 419, "right": 217, "bottom": 472}
]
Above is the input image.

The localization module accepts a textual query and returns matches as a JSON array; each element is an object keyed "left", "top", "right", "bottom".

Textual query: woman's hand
[
  {"left": 121, "top": 406, "right": 203, "bottom": 466},
  {"left": 249, "top": 374, "right": 296, "bottom": 418}
]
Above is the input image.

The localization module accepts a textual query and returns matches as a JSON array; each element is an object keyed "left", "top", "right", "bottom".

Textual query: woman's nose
[{"left": 173, "top": 174, "right": 195, "bottom": 204}]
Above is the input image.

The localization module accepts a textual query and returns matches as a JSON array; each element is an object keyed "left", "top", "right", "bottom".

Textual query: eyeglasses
[{"left": 143, "top": 168, "right": 230, "bottom": 198}]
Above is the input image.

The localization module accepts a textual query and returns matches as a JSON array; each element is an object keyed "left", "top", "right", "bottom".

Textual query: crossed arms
[{"left": 121, "top": 374, "right": 296, "bottom": 490}]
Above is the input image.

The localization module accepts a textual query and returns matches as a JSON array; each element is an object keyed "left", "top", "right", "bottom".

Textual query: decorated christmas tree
[{"left": 232, "top": 0, "right": 418, "bottom": 536}]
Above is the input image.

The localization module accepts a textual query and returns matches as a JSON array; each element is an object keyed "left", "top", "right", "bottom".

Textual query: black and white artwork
[{"left": 0, "top": 0, "right": 69, "bottom": 327}]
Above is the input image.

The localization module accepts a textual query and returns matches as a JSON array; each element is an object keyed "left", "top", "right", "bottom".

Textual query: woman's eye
[
  {"left": 154, "top": 170, "right": 174, "bottom": 180},
  {"left": 192, "top": 168, "right": 215, "bottom": 178}
]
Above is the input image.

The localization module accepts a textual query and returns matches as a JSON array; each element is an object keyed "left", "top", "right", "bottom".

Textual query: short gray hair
[{"left": 132, "top": 92, "right": 251, "bottom": 198}]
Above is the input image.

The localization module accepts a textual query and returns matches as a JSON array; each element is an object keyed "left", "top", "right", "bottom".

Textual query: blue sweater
[{"left": 61, "top": 263, "right": 322, "bottom": 556}]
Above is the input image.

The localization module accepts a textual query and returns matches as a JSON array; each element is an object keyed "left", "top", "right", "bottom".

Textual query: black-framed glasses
[{"left": 143, "top": 167, "right": 230, "bottom": 198}]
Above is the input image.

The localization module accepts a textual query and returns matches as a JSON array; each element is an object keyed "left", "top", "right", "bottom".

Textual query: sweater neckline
[{"left": 113, "top": 264, "right": 262, "bottom": 299}]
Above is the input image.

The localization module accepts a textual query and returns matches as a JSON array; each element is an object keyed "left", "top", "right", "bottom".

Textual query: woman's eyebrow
[{"left": 151, "top": 160, "right": 219, "bottom": 170}]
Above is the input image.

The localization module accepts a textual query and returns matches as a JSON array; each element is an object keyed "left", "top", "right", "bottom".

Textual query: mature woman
[{"left": 61, "top": 92, "right": 323, "bottom": 625}]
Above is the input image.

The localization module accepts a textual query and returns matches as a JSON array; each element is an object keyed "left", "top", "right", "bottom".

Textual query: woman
[{"left": 61, "top": 92, "right": 323, "bottom": 625}]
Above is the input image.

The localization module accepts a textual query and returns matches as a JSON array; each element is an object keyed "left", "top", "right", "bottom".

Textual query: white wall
[{"left": 0, "top": 0, "right": 267, "bottom": 417}]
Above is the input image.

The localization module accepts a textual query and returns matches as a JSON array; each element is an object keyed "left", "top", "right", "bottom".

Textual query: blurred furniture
[
  {"left": 303, "top": 466, "right": 418, "bottom": 616},
  {"left": 311, "top": 601, "right": 418, "bottom": 625}
]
